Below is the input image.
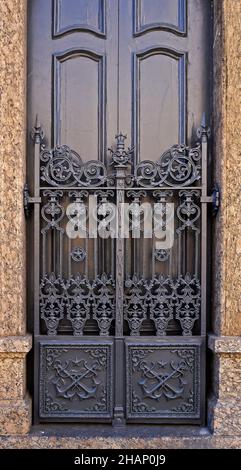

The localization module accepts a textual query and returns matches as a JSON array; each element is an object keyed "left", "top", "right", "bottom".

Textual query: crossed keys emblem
[
  {"left": 52, "top": 358, "right": 101, "bottom": 400},
  {"left": 138, "top": 360, "right": 187, "bottom": 400}
]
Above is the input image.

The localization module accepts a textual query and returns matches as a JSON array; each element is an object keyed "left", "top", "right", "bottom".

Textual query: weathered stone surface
[
  {"left": 209, "top": 335, "right": 241, "bottom": 353},
  {"left": 0, "top": 0, "right": 31, "bottom": 436},
  {"left": 212, "top": 0, "right": 241, "bottom": 336},
  {"left": 0, "top": 434, "right": 241, "bottom": 449},
  {"left": 0, "top": 397, "right": 31, "bottom": 435},
  {"left": 211, "top": 353, "right": 241, "bottom": 400},
  {"left": 209, "top": 398, "right": 241, "bottom": 436},
  {"left": 0, "top": 0, "right": 27, "bottom": 336},
  {"left": 208, "top": 341, "right": 241, "bottom": 435},
  {"left": 0, "top": 335, "right": 32, "bottom": 353},
  {"left": 0, "top": 354, "right": 25, "bottom": 400}
]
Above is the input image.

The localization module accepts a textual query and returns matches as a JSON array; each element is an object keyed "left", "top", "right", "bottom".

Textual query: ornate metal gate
[{"left": 25, "top": 114, "right": 215, "bottom": 425}]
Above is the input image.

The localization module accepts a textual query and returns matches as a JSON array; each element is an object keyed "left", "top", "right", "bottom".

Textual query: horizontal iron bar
[
  {"left": 40, "top": 186, "right": 203, "bottom": 191},
  {"left": 28, "top": 197, "right": 42, "bottom": 204},
  {"left": 200, "top": 196, "right": 212, "bottom": 203}
]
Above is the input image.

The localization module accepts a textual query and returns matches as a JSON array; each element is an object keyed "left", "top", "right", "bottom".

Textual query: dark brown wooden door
[
  {"left": 28, "top": 0, "right": 211, "bottom": 163},
  {"left": 27, "top": 0, "right": 212, "bottom": 425}
]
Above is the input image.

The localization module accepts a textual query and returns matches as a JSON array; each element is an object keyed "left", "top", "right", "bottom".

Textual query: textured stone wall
[
  {"left": 212, "top": 0, "right": 241, "bottom": 336},
  {"left": 207, "top": 0, "right": 241, "bottom": 437},
  {"left": 0, "top": 0, "right": 31, "bottom": 435}
]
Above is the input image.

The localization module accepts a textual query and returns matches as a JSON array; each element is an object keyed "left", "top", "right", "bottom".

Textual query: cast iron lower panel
[
  {"left": 126, "top": 342, "right": 201, "bottom": 421},
  {"left": 39, "top": 341, "right": 113, "bottom": 419}
]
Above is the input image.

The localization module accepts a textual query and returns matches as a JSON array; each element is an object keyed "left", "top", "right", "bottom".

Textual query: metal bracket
[
  {"left": 201, "top": 184, "right": 220, "bottom": 216},
  {"left": 23, "top": 183, "right": 41, "bottom": 218},
  {"left": 211, "top": 184, "right": 220, "bottom": 216}
]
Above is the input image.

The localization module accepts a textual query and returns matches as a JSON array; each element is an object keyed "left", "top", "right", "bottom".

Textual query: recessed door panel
[
  {"left": 135, "top": 49, "right": 185, "bottom": 161},
  {"left": 134, "top": 0, "right": 186, "bottom": 36},
  {"left": 53, "top": 0, "right": 106, "bottom": 37},
  {"left": 54, "top": 51, "right": 105, "bottom": 161}
]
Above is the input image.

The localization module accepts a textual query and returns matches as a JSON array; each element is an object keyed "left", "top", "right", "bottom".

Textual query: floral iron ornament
[{"left": 109, "top": 133, "right": 134, "bottom": 166}]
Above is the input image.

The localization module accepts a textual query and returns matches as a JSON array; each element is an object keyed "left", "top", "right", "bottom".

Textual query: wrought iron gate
[{"left": 25, "top": 114, "right": 215, "bottom": 425}]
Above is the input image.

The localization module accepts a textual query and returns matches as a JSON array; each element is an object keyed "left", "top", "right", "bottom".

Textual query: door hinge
[
  {"left": 201, "top": 184, "right": 220, "bottom": 216},
  {"left": 23, "top": 183, "right": 41, "bottom": 218}
]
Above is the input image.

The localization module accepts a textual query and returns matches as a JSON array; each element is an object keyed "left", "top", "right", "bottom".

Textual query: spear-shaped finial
[
  {"left": 109, "top": 132, "right": 134, "bottom": 166},
  {"left": 31, "top": 114, "right": 44, "bottom": 143},
  {"left": 115, "top": 133, "right": 127, "bottom": 152},
  {"left": 197, "top": 112, "right": 211, "bottom": 141}
]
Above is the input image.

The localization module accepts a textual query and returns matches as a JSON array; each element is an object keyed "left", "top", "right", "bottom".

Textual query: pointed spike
[
  {"left": 197, "top": 112, "right": 211, "bottom": 140},
  {"left": 201, "top": 112, "right": 206, "bottom": 129},
  {"left": 31, "top": 114, "right": 44, "bottom": 143},
  {"left": 35, "top": 113, "right": 40, "bottom": 129}
]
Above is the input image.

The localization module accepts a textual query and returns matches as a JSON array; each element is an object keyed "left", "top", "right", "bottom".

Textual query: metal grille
[{"left": 26, "top": 116, "right": 212, "bottom": 425}]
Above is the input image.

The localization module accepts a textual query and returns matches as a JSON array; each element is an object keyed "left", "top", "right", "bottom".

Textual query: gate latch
[
  {"left": 201, "top": 184, "right": 220, "bottom": 216},
  {"left": 23, "top": 183, "right": 41, "bottom": 218}
]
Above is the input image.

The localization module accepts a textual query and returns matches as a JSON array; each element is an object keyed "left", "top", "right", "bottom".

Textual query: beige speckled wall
[
  {"left": 0, "top": 0, "right": 26, "bottom": 336},
  {"left": 0, "top": 0, "right": 32, "bottom": 435},
  {"left": 212, "top": 0, "right": 241, "bottom": 336}
]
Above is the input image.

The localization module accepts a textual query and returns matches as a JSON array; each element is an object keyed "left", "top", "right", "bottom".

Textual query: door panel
[
  {"left": 135, "top": 48, "right": 185, "bottom": 160},
  {"left": 54, "top": 49, "right": 106, "bottom": 160},
  {"left": 133, "top": 0, "right": 186, "bottom": 36},
  {"left": 38, "top": 339, "right": 113, "bottom": 420},
  {"left": 27, "top": 0, "right": 212, "bottom": 426},
  {"left": 53, "top": 0, "right": 106, "bottom": 37},
  {"left": 118, "top": 0, "right": 211, "bottom": 163},
  {"left": 28, "top": 0, "right": 118, "bottom": 163}
]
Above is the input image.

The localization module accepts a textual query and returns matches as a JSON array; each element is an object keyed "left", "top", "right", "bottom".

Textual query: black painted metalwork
[
  {"left": 26, "top": 120, "right": 215, "bottom": 425},
  {"left": 27, "top": 0, "right": 214, "bottom": 428}
]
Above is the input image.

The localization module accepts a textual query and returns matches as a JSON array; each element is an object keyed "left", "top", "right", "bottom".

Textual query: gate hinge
[
  {"left": 201, "top": 184, "right": 220, "bottom": 216},
  {"left": 23, "top": 183, "right": 41, "bottom": 218}
]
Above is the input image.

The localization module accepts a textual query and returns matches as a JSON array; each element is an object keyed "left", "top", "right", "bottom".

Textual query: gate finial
[
  {"left": 197, "top": 112, "right": 211, "bottom": 141},
  {"left": 109, "top": 133, "right": 134, "bottom": 166},
  {"left": 31, "top": 114, "right": 44, "bottom": 143}
]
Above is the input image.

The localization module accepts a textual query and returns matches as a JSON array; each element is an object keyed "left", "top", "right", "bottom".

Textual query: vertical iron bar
[
  {"left": 68, "top": 237, "right": 71, "bottom": 277},
  {"left": 42, "top": 232, "right": 46, "bottom": 275},
  {"left": 113, "top": 163, "right": 126, "bottom": 426},
  {"left": 85, "top": 235, "right": 89, "bottom": 277},
  {"left": 31, "top": 116, "right": 43, "bottom": 337},
  {"left": 200, "top": 118, "right": 210, "bottom": 336},
  {"left": 59, "top": 232, "right": 63, "bottom": 276},
  {"left": 195, "top": 231, "right": 199, "bottom": 277}
]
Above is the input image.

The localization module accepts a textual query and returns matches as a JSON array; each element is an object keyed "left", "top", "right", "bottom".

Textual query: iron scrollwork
[
  {"left": 177, "top": 190, "right": 201, "bottom": 232},
  {"left": 41, "top": 190, "right": 65, "bottom": 233},
  {"left": 40, "top": 273, "right": 115, "bottom": 336},
  {"left": 149, "top": 275, "right": 174, "bottom": 336},
  {"left": 124, "top": 274, "right": 201, "bottom": 336},
  {"left": 92, "top": 274, "right": 115, "bottom": 336},
  {"left": 175, "top": 274, "right": 201, "bottom": 336},
  {"left": 124, "top": 275, "right": 148, "bottom": 335},
  {"left": 134, "top": 144, "right": 201, "bottom": 187},
  {"left": 65, "top": 275, "right": 91, "bottom": 336},
  {"left": 40, "top": 273, "right": 65, "bottom": 335},
  {"left": 40, "top": 144, "right": 109, "bottom": 187}
]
